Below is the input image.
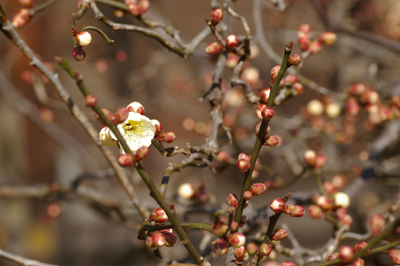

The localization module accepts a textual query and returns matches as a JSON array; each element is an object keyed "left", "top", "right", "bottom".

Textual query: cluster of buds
[
  {"left": 309, "top": 191, "right": 352, "bottom": 225},
  {"left": 304, "top": 150, "right": 327, "bottom": 169},
  {"left": 297, "top": 23, "right": 336, "bottom": 54},
  {"left": 212, "top": 232, "right": 247, "bottom": 260},
  {"left": 125, "top": 0, "right": 149, "bottom": 17},
  {"left": 255, "top": 122, "right": 280, "bottom": 147},
  {"left": 145, "top": 229, "right": 177, "bottom": 250},
  {"left": 12, "top": 9, "right": 31, "bottom": 29}
]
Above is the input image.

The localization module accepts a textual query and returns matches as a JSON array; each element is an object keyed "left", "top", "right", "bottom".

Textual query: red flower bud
[
  {"left": 263, "top": 135, "right": 280, "bottom": 147},
  {"left": 314, "top": 154, "right": 327, "bottom": 169},
  {"left": 255, "top": 104, "right": 267, "bottom": 119},
  {"left": 211, "top": 219, "right": 229, "bottom": 237},
  {"left": 260, "top": 88, "right": 270, "bottom": 103},
  {"left": 280, "top": 261, "right": 295, "bottom": 266},
  {"left": 353, "top": 242, "right": 370, "bottom": 255},
  {"left": 72, "top": 47, "right": 86, "bottom": 61},
  {"left": 160, "top": 131, "right": 176, "bottom": 143},
  {"left": 308, "top": 204, "right": 324, "bottom": 219},
  {"left": 318, "top": 31, "right": 337, "bottom": 46},
  {"left": 261, "top": 107, "right": 275, "bottom": 121},
  {"left": 227, "top": 232, "right": 246, "bottom": 248},
  {"left": 226, "top": 35, "right": 239, "bottom": 49},
  {"left": 135, "top": 146, "right": 149, "bottom": 161},
  {"left": 259, "top": 243, "right": 272, "bottom": 257},
  {"left": 340, "top": 214, "right": 353, "bottom": 226},
  {"left": 255, "top": 122, "right": 270, "bottom": 138},
  {"left": 118, "top": 153, "right": 136, "bottom": 167},
  {"left": 288, "top": 53, "right": 302, "bottom": 66},
  {"left": 285, "top": 74, "right": 298, "bottom": 84},
  {"left": 226, "top": 193, "right": 239, "bottom": 209},
  {"left": 298, "top": 23, "right": 312, "bottom": 35},
  {"left": 210, "top": 8, "right": 223, "bottom": 25},
  {"left": 213, "top": 239, "right": 229, "bottom": 256},
  {"left": 246, "top": 242, "right": 258, "bottom": 255},
  {"left": 151, "top": 208, "right": 168, "bottom": 223},
  {"left": 114, "top": 107, "right": 129, "bottom": 124},
  {"left": 249, "top": 183, "right": 267, "bottom": 196},
  {"left": 270, "top": 198, "right": 285, "bottom": 213},
  {"left": 317, "top": 195, "right": 333, "bottom": 210},
  {"left": 388, "top": 249, "right": 400, "bottom": 264},
  {"left": 85, "top": 94, "right": 97, "bottom": 107},
  {"left": 243, "top": 191, "right": 253, "bottom": 200},
  {"left": 233, "top": 246, "right": 246, "bottom": 261},
  {"left": 19, "top": 0, "right": 33, "bottom": 8},
  {"left": 339, "top": 245, "right": 355, "bottom": 264},
  {"left": 298, "top": 32, "right": 310, "bottom": 51},
  {"left": 271, "top": 228, "right": 287, "bottom": 241},
  {"left": 369, "top": 213, "right": 385, "bottom": 236},
  {"left": 205, "top": 42, "right": 224, "bottom": 55},
  {"left": 353, "top": 258, "right": 365, "bottom": 266},
  {"left": 271, "top": 65, "right": 281, "bottom": 80},
  {"left": 323, "top": 181, "right": 337, "bottom": 194},
  {"left": 238, "top": 152, "right": 249, "bottom": 162},
  {"left": 309, "top": 40, "right": 322, "bottom": 54},
  {"left": 284, "top": 204, "right": 305, "bottom": 217},
  {"left": 230, "top": 221, "right": 239, "bottom": 232},
  {"left": 162, "top": 231, "right": 177, "bottom": 247},
  {"left": 237, "top": 159, "right": 250, "bottom": 172}
]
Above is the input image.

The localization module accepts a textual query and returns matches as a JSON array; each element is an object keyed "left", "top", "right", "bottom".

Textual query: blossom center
[{"left": 123, "top": 120, "right": 145, "bottom": 140}]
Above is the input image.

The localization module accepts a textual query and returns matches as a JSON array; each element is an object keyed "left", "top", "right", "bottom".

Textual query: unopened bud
[
  {"left": 288, "top": 53, "right": 302, "bottom": 66},
  {"left": 85, "top": 94, "right": 97, "bottom": 107},
  {"left": 238, "top": 153, "right": 249, "bottom": 162},
  {"left": 163, "top": 231, "right": 177, "bottom": 247},
  {"left": 151, "top": 119, "right": 162, "bottom": 137},
  {"left": 117, "top": 153, "right": 136, "bottom": 167},
  {"left": 239, "top": 216, "right": 248, "bottom": 227},
  {"left": 309, "top": 40, "right": 322, "bottom": 54},
  {"left": 233, "top": 246, "right": 246, "bottom": 261},
  {"left": 261, "top": 107, "right": 275, "bottom": 121},
  {"left": 353, "top": 242, "right": 370, "bottom": 255},
  {"left": 226, "top": 35, "right": 239, "bottom": 49},
  {"left": 178, "top": 183, "right": 196, "bottom": 200},
  {"left": 307, "top": 99, "right": 324, "bottom": 116},
  {"left": 114, "top": 107, "right": 129, "bottom": 123},
  {"left": 270, "top": 198, "right": 285, "bottom": 213},
  {"left": 205, "top": 42, "right": 224, "bottom": 55},
  {"left": 246, "top": 242, "right": 258, "bottom": 255},
  {"left": 339, "top": 245, "right": 355, "bottom": 264},
  {"left": 135, "top": 146, "right": 149, "bottom": 161},
  {"left": 292, "top": 82, "right": 304, "bottom": 95},
  {"left": 249, "top": 183, "right": 267, "bottom": 196},
  {"left": 334, "top": 192, "right": 350, "bottom": 209},
  {"left": 298, "top": 32, "right": 310, "bottom": 51},
  {"left": 285, "top": 74, "right": 298, "bottom": 84},
  {"left": 332, "top": 174, "right": 348, "bottom": 189},
  {"left": 213, "top": 239, "right": 229, "bottom": 256},
  {"left": 255, "top": 122, "right": 270, "bottom": 138},
  {"left": 341, "top": 214, "right": 353, "bottom": 226},
  {"left": 308, "top": 204, "right": 324, "bottom": 219},
  {"left": 217, "top": 151, "right": 231, "bottom": 163},
  {"left": 271, "top": 228, "right": 287, "bottom": 241},
  {"left": 317, "top": 195, "right": 333, "bottom": 210},
  {"left": 298, "top": 24, "right": 312, "bottom": 34},
  {"left": 210, "top": 8, "right": 223, "bottom": 25},
  {"left": 323, "top": 181, "right": 337, "bottom": 194},
  {"left": 256, "top": 104, "right": 267, "bottom": 119},
  {"left": 76, "top": 31, "right": 92, "bottom": 47},
  {"left": 237, "top": 159, "right": 250, "bottom": 172},
  {"left": 388, "top": 249, "right": 400, "bottom": 264},
  {"left": 369, "top": 213, "right": 385, "bottom": 236},
  {"left": 160, "top": 131, "right": 176, "bottom": 143},
  {"left": 243, "top": 191, "right": 253, "bottom": 200},
  {"left": 127, "top": 101, "right": 145, "bottom": 115},
  {"left": 319, "top": 31, "right": 337, "bottom": 46},
  {"left": 263, "top": 136, "right": 279, "bottom": 147},
  {"left": 260, "top": 88, "right": 270, "bottom": 103},
  {"left": 72, "top": 47, "right": 86, "bottom": 61},
  {"left": 230, "top": 221, "right": 239, "bottom": 232},
  {"left": 212, "top": 220, "right": 229, "bottom": 237},
  {"left": 19, "top": 0, "right": 33, "bottom": 8},
  {"left": 259, "top": 243, "right": 272, "bottom": 257},
  {"left": 314, "top": 154, "right": 327, "bottom": 169},
  {"left": 226, "top": 193, "right": 239, "bottom": 209},
  {"left": 271, "top": 65, "right": 281, "bottom": 80},
  {"left": 151, "top": 208, "right": 168, "bottom": 223},
  {"left": 284, "top": 204, "right": 305, "bottom": 217},
  {"left": 280, "top": 262, "right": 295, "bottom": 266},
  {"left": 99, "top": 127, "right": 117, "bottom": 147},
  {"left": 227, "top": 232, "right": 246, "bottom": 248},
  {"left": 304, "top": 150, "right": 317, "bottom": 166}
]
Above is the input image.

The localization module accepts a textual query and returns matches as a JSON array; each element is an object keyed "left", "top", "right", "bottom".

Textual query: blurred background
[{"left": 0, "top": 0, "right": 400, "bottom": 265}]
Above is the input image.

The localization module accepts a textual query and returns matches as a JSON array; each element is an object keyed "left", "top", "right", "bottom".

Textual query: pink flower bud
[
  {"left": 76, "top": 31, "right": 92, "bottom": 47},
  {"left": 85, "top": 94, "right": 97, "bottom": 107},
  {"left": 114, "top": 107, "right": 129, "bottom": 124},
  {"left": 72, "top": 47, "right": 86, "bottom": 61},
  {"left": 205, "top": 42, "right": 224, "bottom": 55},
  {"left": 369, "top": 213, "right": 385, "bottom": 236},
  {"left": 388, "top": 249, "right": 400, "bottom": 264},
  {"left": 118, "top": 153, "right": 136, "bottom": 167},
  {"left": 150, "top": 231, "right": 166, "bottom": 248},
  {"left": 316, "top": 195, "right": 333, "bottom": 210},
  {"left": 150, "top": 119, "right": 162, "bottom": 137},
  {"left": 246, "top": 242, "right": 258, "bottom": 255},
  {"left": 238, "top": 153, "right": 249, "bottom": 162},
  {"left": 308, "top": 204, "right": 324, "bottom": 219},
  {"left": 227, "top": 232, "right": 246, "bottom": 248},
  {"left": 292, "top": 82, "right": 304, "bottom": 95},
  {"left": 211, "top": 219, "right": 229, "bottom": 237},
  {"left": 270, "top": 198, "right": 285, "bottom": 213},
  {"left": 11, "top": 9, "right": 30, "bottom": 28},
  {"left": 237, "top": 159, "right": 250, "bottom": 172},
  {"left": 226, "top": 35, "right": 239, "bottom": 49},
  {"left": 298, "top": 23, "right": 312, "bottom": 35},
  {"left": 340, "top": 214, "right": 353, "bottom": 226},
  {"left": 348, "top": 83, "right": 366, "bottom": 96},
  {"left": 213, "top": 239, "right": 229, "bottom": 256},
  {"left": 319, "top": 31, "right": 337, "bottom": 46},
  {"left": 263, "top": 136, "right": 279, "bottom": 147},
  {"left": 288, "top": 53, "right": 302, "bottom": 66},
  {"left": 127, "top": 101, "right": 145, "bottom": 115},
  {"left": 226, "top": 193, "right": 239, "bottom": 209},
  {"left": 280, "top": 261, "right": 295, "bottom": 266},
  {"left": 255, "top": 103, "right": 267, "bottom": 119},
  {"left": 255, "top": 122, "right": 270, "bottom": 138},
  {"left": 314, "top": 154, "right": 327, "bottom": 169},
  {"left": 285, "top": 74, "right": 298, "bottom": 84},
  {"left": 99, "top": 127, "right": 118, "bottom": 147},
  {"left": 249, "top": 183, "right": 267, "bottom": 196},
  {"left": 332, "top": 175, "right": 348, "bottom": 189},
  {"left": 146, "top": 236, "right": 158, "bottom": 250},
  {"left": 261, "top": 107, "right": 275, "bottom": 121},
  {"left": 160, "top": 131, "right": 176, "bottom": 143},
  {"left": 339, "top": 245, "right": 355, "bottom": 264},
  {"left": 233, "top": 246, "right": 246, "bottom": 261},
  {"left": 210, "top": 8, "right": 223, "bottom": 25},
  {"left": 353, "top": 258, "right": 364, "bottom": 266},
  {"left": 309, "top": 40, "right": 322, "bottom": 54},
  {"left": 304, "top": 150, "right": 317, "bottom": 167},
  {"left": 271, "top": 65, "right": 281, "bottom": 80},
  {"left": 260, "top": 88, "right": 270, "bottom": 103},
  {"left": 353, "top": 242, "right": 370, "bottom": 255},
  {"left": 162, "top": 231, "right": 177, "bottom": 247},
  {"left": 135, "top": 146, "right": 149, "bottom": 161},
  {"left": 284, "top": 204, "right": 305, "bottom": 217},
  {"left": 360, "top": 89, "right": 379, "bottom": 104},
  {"left": 336, "top": 207, "right": 347, "bottom": 220},
  {"left": 347, "top": 97, "right": 360, "bottom": 116},
  {"left": 239, "top": 216, "right": 248, "bottom": 227},
  {"left": 259, "top": 243, "right": 272, "bottom": 257},
  {"left": 19, "top": 0, "right": 33, "bottom": 8},
  {"left": 230, "top": 221, "right": 239, "bottom": 232},
  {"left": 298, "top": 32, "right": 310, "bottom": 51},
  {"left": 151, "top": 208, "right": 168, "bottom": 223},
  {"left": 271, "top": 228, "right": 287, "bottom": 241},
  {"left": 243, "top": 191, "right": 253, "bottom": 200},
  {"left": 323, "top": 181, "right": 337, "bottom": 194}
]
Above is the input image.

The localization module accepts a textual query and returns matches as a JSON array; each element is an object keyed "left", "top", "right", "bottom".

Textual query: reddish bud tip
[
  {"left": 117, "top": 153, "right": 136, "bottom": 167},
  {"left": 127, "top": 101, "right": 145, "bottom": 115},
  {"left": 210, "top": 8, "right": 223, "bottom": 25},
  {"left": 226, "top": 193, "right": 239, "bottom": 209},
  {"left": 263, "top": 135, "right": 279, "bottom": 147},
  {"left": 353, "top": 242, "right": 370, "bottom": 255},
  {"left": 85, "top": 94, "right": 97, "bottom": 107},
  {"left": 319, "top": 31, "right": 337, "bottom": 46},
  {"left": 270, "top": 198, "right": 285, "bottom": 213},
  {"left": 260, "top": 88, "right": 271, "bottom": 103},
  {"left": 339, "top": 245, "right": 355, "bottom": 264},
  {"left": 151, "top": 119, "right": 162, "bottom": 137},
  {"left": 237, "top": 159, "right": 250, "bottom": 172},
  {"left": 288, "top": 53, "right": 302, "bottom": 66},
  {"left": 213, "top": 239, "right": 229, "bottom": 256},
  {"left": 238, "top": 152, "right": 249, "bottom": 162},
  {"left": 162, "top": 231, "right": 177, "bottom": 247},
  {"left": 227, "top": 232, "right": 246, "bottom": 248},
  {"left": 160, "top": 131, "right": 176, "bottom": 143},
  {"left": 114, "top": 107, "right": 129, "bottom": 124},
  {"left": 233, "top": 246, "right": 246, "bottom": 261},
  {"left": 259, "top": 243, "right": 272, "bottom": 257},
  {"left": 298, "top": 23, "right": 312, "bottom": 35},
  {"left": 243, "top": 191, "right": 253, "bottom": 200},
  {"left": 284, "top": 204, "right": 305, "bottom": 217},
  {"left": 151, "top": 208, "right": 168, "bottom": 223},
  {"left": 72, "top": 47, "right": 86, "bottom": 61},
  {"left": 388, "top": 249, "right": 400, "bottom": 264},
  {"left": 271, "top": 228, "right": 287, "bottom": 241},
  {"left": 135, "top": 146, "right": 149, "bottom": 161},
  {"left": 249, "top": 183, "right": 267, "bottom": 196},
  {"left": 369, "top": 213, "right": 385, "bottom": 236},
  {"left": 261, "top": 107, "right": 275, "bottom": 121},
  {"left": 205, "top": 42, "right": 224, "bottom": 55}
]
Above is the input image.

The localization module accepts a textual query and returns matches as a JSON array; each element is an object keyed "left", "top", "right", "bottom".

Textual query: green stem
[
  {"left": 31, "top": 0, "right": 57, "bottom": 15},
  {"left": 313, "top": 170, "right": 325, "bottom": 195},
  {"left": 80, "top": 25, "right": 114, "bottom": 46}
]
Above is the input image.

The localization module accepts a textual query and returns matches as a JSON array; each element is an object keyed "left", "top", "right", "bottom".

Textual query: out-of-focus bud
[
  {"left": 318, "top": 31, "right": 337, "bottom": 46},
  {"left": 314, "top": 154, "right": 327, "bottom": 169},
  {"left": 353, "top": 242, "right": 370, "bottom": 255},
  {"left": 216, "top": 151, "right": 231, "bottom": 164},
  {"left": 317, "top": 195, "right": 333, "bottom": 210},
  {"left": 114, "top": 107, "right": 129, "bottom": 124},
  {"left": 304, "top": 150, "right": 317, "bottom": 167},
  {"left": 292, "top": 82, "right": 304, "bottom": 96},
  {"left": 239, "top": 216, "right": 248, "bottom": 227},
  {"left": 226, "top": 193, "right": 239, "bottom": 209},
  {"left": 388, "top": 249, "right": 400, "bottom": 264},
  {"left": 149, "top": 232, "right": 166, "bottom": 248},
  {"left": 263, "top": 136, "right": 279, "bottom": 147},
  {"left": 360, "top": 89, "right": 379, "bottom": 104},
  {"left": 85, "top": 94, "right": 97, "bottom": 107},
  {"left": 127, "top": 101, "right": 145, "bottom": 115},
  {"left": 226, "top": 53, "right": 240, "bottom": 68},
  {"left": 205, "top": 42, "right": 224, "bottom": 55},
  {"left": 226, "top": 35, "right": 239, "bottom": 49},
  {"left": 163, "top": 231, "right": 177, "bottom": 247},
  {"left": 211, "top": 8, "right": 224, "bottom": 25},
  {"left": 323, "top": 181, "right": 337, "bottom": 194},
  {"left": 238, "top": 153, "right": 250, "bottom": 162},
  {"left": 346, "top": 97, "right": 360, "bottom": 116},
  {"left": 259, "top": 243, "right": 272, "bottom": 257},
  {"left": 255, "top": 103, "right": 267, "bottom": 119},
  {"left": 12, "top": 9, "right": 31, "bottom": 29},
  {"left": 332, "top": 175, "right": 348, "bottom": 189},
  {"left": 334, "top": 192, "right": 350, "bottom": 209},
  {"left": 309, "top": 40, "right": 322, "bottom": 54},
  {"left": 211, "top": 219, "right": 229, "bottom": 237},
  {"left": 135, "top": 146, "right": 149, "bottom": 161},
  {"left": 118, "top": 153, "right": 136, "bottom": 167},
  {"left": 246, "top": 242, "right": 258, "bottom": 255},
  {"left": 326, "top": 102, "right": 341, "bottom": 118},
  {"left": 271, "top": 65, "right": 281, "bottom": 80},
  {"left": 19, "top": 0, "right": 33, "bottom": 8},
  {"left": 352, "top": 258, "right": 364, "bottom": 266},
  {"left": 151, "top": 208, "right": 168, "bottom": 223},
  {"left": 340, "top": 214, "right": 353, "bottom": 226},
  {"left": 260, "top": 88, "right": 271, "bottom": 103},
  {"left": 369, "top": 213, "right": 385, "bottom": 236},
  {"left": 241, "top": 67, "right": 260, "bottom": 87},
  {"left": 336, "top": 207, "right": 347, "bottom": 220},
  {"left": 271, "top": 228, "right": 287, "bottom": 241},
  {"left": 150, "top": 119, "right": 162, "bottom": 137},
  {"left": 308, "top": 204, "right": 324, "bottom": 219},
  {"left": 298, "top": 23, "right": 312, "bottom": 34},
  {"left": 227, "top": 232, "right": 246, "bottom": 248},
  {"left": 261, "top": 107, "right": 275, "bottom": 121},
  {"left": 280, "top": 262, "right": 295, "bottom": 266},
  {"left": 238, "top": 159, "right": 250, "bottom": 172},
  {"left": 72, "top": 47, "right": 86, "bottom": 61},
  {"left": 159, "top": 131, "right": 176, "bottom": 143},
  {"left": 178, "top": 183, "right": 196, "bottom": 200},
  {"left": 339, "top": 245, "right": 355, "bottom": 264},
  {"left": 298, "top": 32, "right": 310, "bottom": 51},
  {"left": 76, "top": 31, "right": 92, "bottom": 47},
  {"left": 233, "top": 246, "right": 246, "bottom": 261},
  {"left": 284, "top": 204, "right": 305, "bottom": 217},
  {"left": 285, "top": 74, "right": 298, "bottom": 84},
  {"left": 307, "top": 99, "right": 324, "bottom": 116},
  {"left": 230, "top": 221, "right": 239, "bottom": 232},
  {"left": 243, "top": 191, "right": 253, "bottom": 200},
  {"left": 288, "top": 53, "right": 302, "bottom": 66},
  {"left": 113, "top": 9, "right": 126, "bottom": 18},
  {"left": 99, "top": 127, "right": 117, "bottom": 147},
  {"left": 270, "top": 198, "right": 285, "bottom": 213},
  {"left": 327, "top": 252, "right": 339, "bottom": 262},
  {"left": 213, "top": 239, "right": 229, "bottom": 256},
  {"left": 391, "top": 95, "right": 400, "bottom": 109},
  {"left": 348, "top": 83, "right": 366, "bottom": 96},
  {"left": 255, "top": 122, "right": 270, "bottom": 138},
  {"left": 249, "top": 183, "right": 267, "bottom": 196}
]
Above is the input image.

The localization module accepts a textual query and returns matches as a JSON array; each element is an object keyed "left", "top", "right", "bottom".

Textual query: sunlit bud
[
  {"left": 332, "top": 175, "right": 347, "bottom": 188},
  {"left": 309, "top": 40, "right": 322, "bottom": 54},
  {"left": 150, "top": 119, "right": 162, "bottom": 137},
  {"left": 292, "top": 82, "right": 304, "bottom": 96},
  {"left": 19, "top": 0, "right": 33, "bottom": 8},
  {"left": 326, "top": 102, "right": 341, "bottom": 118},
  {"left": 255, "top": 122, "right": 270, "bottom": 138},
  {"left": 391, "top": 95, "right": 400, "bottom": 109},
  {"left": 226, "top": 35, "right": 239, "bottom": 49},
  {"left": 339, "top": 245, "right": 355, "bottom": 264},
  {"left": 243, "top": 191, "right": 253, "bottom": 200},
  {"left": 317, "top": 195, "right": 333, "bottom": 210},
  {"left": 323, "top": 181, "right": 337, "bottom": 194},
  {"left": 347, "top": 97, "right": 360, "bottom": 116},
  {"left": 238, "top": 153, "right": 249, "bottom": 162},
  {"left": 162, "top": 231, "right": 177, "bottom": 247},
  {"left": 160, "top": 131, "right": 176, "bottom": 143},
  {"left": 360, "top": 89, "right": 379, "bottom": 104},
  {"left": 261, "top": 107, "right": 275, "bottom": 121},
  {"left": 304, "top": 150, "right": 317, "bottom": 166},
  {"left": 114, "top": 107, "right": 129, "bottom": 124},
  {"left": 352, "top": 258, "right": 364, "bottom": 266},
  {"left": 318, "top": 31, "right": 337, "bottom": 46},
  {"left": 205, "top": 42, "right": 224, "bottom": 55},
  {"left": 72, "top": 47, "right": 86, "bottom": 61},
  {"left": 135, "top": 146, "right": 149, "bottom": 161},
  {"left": 271, "top": 65, "right": 281, "bottom": 80},
  {"left": 118, "top": 153, "right": 136, "bottom": 167},
  {"left": 263, "top": 136, "right": 279, "bottom": 147},
  {"left": 151, "top": 208, "right": 168, "bottom": 223},
  {"left": 230, "top": 221, "right": 239, "bottom": 232},
  {"left": 178, "top": 183, "right": 196, "bottom": 200},
  {"left": 353, "top": 242, "right": 370, "bottom": 255},
  {"left": 234, "top": 246, "right": 246, "bottom": 261},
  {"left": 314, "top": 154, "right": 327, "bottom": 169},
  {"left": 227, "top": 233, "right": 246, "bottom": 248},
  {"left": 249, "top": 183, "right": 267, "bottom": 196},
  {"left": 388, "top": 249, "right": 400, "bottom": 264},
  {"left": 226, "top": 193, "right": 239, "bottom": 209},
  {"left": 150, "top": 231, "right": 166, "bottom": 248},
  {"left": 327, "top": 252, "right": 339, "bottom": 262},
  {"left": 280, "top": 262, "right": 295, "bottom": 266},
  {"left": 334, "top": 192, "right": 350, "bottom": 209},
  {"left": 211, "top": 8, "right": 224, "bottom": 25},
  {"left": 284, "top": 204, "right": 305, "bottom": 217},
  {"left": 308, "top": 204, "right": 324, "bottom": 219},
  {"left": 238, "top": 159, "right": 250, "bottom": 172},
  {"left": 307, "top": 99, "right": 324, "bottom": 116},
  {"left": 127, "top": 101, "right": 144, "bottom": 115},
  {"left": 298, "top": 23, "right": 312, "bottom": 34},
  {"left": 369, "top": 213, "right": 385, "bottom": 236},
  {"left": 76, "top": 31, "right": 92, "bottom": 47},
  {"left": 99, "top": 127, "right": 118, "bottom": 147},
  {"left": 258, "top": 243, "right": 272, "bottom": 257},
  {"left": 85, "top": 94, "right": 97, "bottom": 107},
  {"left": 288, "top": 53, "right": 302, "bottom": 66},
  {"left": 271, "top": 228, "right": 287, "bottom": 241},
  {"left": 270, "top": 198, "right": 285, "bottom": 213},
  {"left": 256, "top": 104, "right": 267, "bottom": 119},
  {"left": 341, "top": 214, "right": 353, "bottom": 226},
  {"left": 239, "top": 216, "right": 248, "bottom": 227},
  {"left": 260, "top": 88, "right": 271, "bottom": 103},
  {"left": 298, "top": 32, "right": 310, "bottom": 51},
  {"left": 213, "top": 239, "right": 229, "bottom": 256}
]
